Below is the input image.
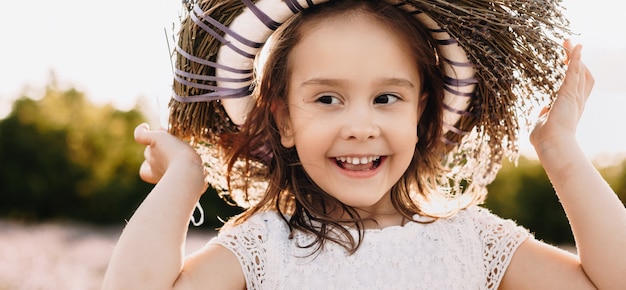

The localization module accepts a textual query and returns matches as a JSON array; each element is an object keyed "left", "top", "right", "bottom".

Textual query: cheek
[
  {"left": 290, "top": 110, "right": 333, "bottom": 140},
  {"left": 292, "top": 123, "right": 331, "bottom": 156},
  {"left": 387, "top": 114, "right": 420, "bottom": 155},
  {"left": 389, "top": 110, "right": 419, "bottom": 133},
  {"left": 291, "top": 119, "right": 337, "bottom": 165}
]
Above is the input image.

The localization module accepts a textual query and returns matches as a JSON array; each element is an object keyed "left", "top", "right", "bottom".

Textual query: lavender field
[
  {"left": 0, "top": 220, "right": 215, "bottom": 290},
  {"left": 0, "top": 220, "right": 577, "bottom": 290}
]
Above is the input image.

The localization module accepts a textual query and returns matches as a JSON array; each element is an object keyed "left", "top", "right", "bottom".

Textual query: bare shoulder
[
  {"left": 499, "top": 239, "right": 595, "bottom": 290},
  {"left": 173, "top": 244, "right": 245, "bottom": 290}
]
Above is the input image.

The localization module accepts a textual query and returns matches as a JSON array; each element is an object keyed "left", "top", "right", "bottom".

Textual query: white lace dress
[{"left": 207, "top": 206, "right": 531, "bottom": 289}]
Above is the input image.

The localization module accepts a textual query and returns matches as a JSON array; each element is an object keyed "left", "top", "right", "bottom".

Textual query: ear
[
  {"left": 417, "top": 92, "right": 429, "bottom": 119},
  {"left": 416, "top": 92, "right": 428, "bottom": 144},
  {"left": 273, "top": 101, "right": 295, "bottom": 148},
  {"left": 280, "top": 121, "right": 295, "bottom": 148}
]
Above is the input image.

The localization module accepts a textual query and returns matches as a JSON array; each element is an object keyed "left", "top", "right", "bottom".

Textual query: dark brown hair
[{"left": 224, "top": 0, "right": 446, "bottom": 254}]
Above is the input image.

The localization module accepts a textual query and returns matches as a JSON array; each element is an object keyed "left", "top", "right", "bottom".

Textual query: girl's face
[{"left": 280, "top": 13, "right": 424, "bottom": 214}]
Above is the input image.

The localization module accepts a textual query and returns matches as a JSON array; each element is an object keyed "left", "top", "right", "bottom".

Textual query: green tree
[
  {"left": 484, "top": 157, "right": 573, "bottom": 245},
  {"left": 0, "top": 85, "right": 150, "bottom": 223},
  {"left": 0, "top": 83, "right": 242, "bottom": 227}
]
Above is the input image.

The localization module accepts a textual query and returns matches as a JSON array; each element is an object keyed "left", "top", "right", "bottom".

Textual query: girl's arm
[
  {"left": 101, "top": 124, "right": 245, "bottom": 290},
  {"left": 500, "top": 42, "right": 626, "bottom": 289}
]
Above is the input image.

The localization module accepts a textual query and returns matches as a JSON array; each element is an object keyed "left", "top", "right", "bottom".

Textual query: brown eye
[
  {"left": 374, "top": 94, "right": 399, "bottom": 104},
  {"left": 316, "top": 95, "right": 340, "bottom": 104}
]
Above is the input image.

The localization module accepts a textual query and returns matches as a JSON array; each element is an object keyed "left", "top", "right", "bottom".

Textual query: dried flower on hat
[{"left": 167, "top": 0, "right": 570, "bottom": 213}]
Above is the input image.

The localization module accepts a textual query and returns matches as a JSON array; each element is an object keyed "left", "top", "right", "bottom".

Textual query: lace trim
[
  {"left": 208, "top": 207, "right": 531, "bottom": 289},
  {"left": 473, "top": 207, "right": 530, "bottom": 289}
]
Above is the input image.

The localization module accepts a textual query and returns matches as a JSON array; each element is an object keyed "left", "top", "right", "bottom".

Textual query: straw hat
[{"left": 167, "top": 0, "right": 570, "bottom": 208}]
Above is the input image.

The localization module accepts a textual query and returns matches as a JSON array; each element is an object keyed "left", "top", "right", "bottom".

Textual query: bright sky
[{"left": 1, "top": 0, "right": 625, "bottom": 162}]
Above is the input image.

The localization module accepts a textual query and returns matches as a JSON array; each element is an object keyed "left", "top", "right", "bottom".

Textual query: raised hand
[
  {"left": 530, "top": 40, "right": 595, "bottom": 151},
  {"left": 134, "top": 123, "right": 205, "bottom": 187}
]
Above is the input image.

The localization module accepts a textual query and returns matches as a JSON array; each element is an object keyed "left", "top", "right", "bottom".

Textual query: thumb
[{"left": 134, "top": 123, "right": 152, "bottom": 146}]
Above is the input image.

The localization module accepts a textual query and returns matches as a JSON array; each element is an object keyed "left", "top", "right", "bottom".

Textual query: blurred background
[{"left": 1, "top": 0, "right": 625, "bottom": 289}]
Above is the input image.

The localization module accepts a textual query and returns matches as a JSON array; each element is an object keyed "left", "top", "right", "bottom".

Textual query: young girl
[{"left": 103, "top": 0, "right": 626, "bottom": 289}]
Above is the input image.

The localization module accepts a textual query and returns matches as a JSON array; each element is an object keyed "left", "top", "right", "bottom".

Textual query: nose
[{"left": 340, "top": 108, "right": 381, "bottom": 141}]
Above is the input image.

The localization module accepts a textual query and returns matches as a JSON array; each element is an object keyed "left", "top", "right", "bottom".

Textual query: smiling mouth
[{"left": 335, "top": 156, "right": 382, "bottom": 171}]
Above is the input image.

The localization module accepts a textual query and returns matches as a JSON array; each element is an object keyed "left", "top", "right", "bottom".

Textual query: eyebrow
[{"left": 300, "top": 77, "right": 416, "bottom": 88}]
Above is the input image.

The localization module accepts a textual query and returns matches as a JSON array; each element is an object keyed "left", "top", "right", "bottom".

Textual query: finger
[
  {"left": 575, "top": 44, "right": 594, "bottom": 98},
  {"left": 576, "top": 65, "right": 587, "bottom": 113},
  {"left": 572, "top": 46, "right": 584, "bottom": 95},
  {"left": 573, "top": 47, "right": 594, "bottom": 101},
  {"left": 578, "top": 60, "right": 586, "bottom": 99},
  {"left": 134, "top": 123, "right": 151, "bottom": 145},
  {"left": 569, "top": 44, "right": 582, "bottom": 68},
  {"left": 139, "top": 161, "right": 158, "bottom": 184},
  {"left": 583, "top": 63, "right": 595, "bottom": 98},
  {"left": 562, "top": 44, "right": 583, "bottom": 87},
  {"left": 143, "top": 146, "right": 151, "bottom": 164},
  {"left": 563, "top": 39, "right": 574, "bottom": 64}
]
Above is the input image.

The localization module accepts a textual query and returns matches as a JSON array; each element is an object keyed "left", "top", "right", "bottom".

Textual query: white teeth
[{"left": 336, "top": 156, "right": 380, "bottom": 165}]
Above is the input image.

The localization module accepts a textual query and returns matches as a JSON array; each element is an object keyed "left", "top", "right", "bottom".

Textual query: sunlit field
[{"left": 0, "top": 219, "right": 576, "bottom": 289}]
